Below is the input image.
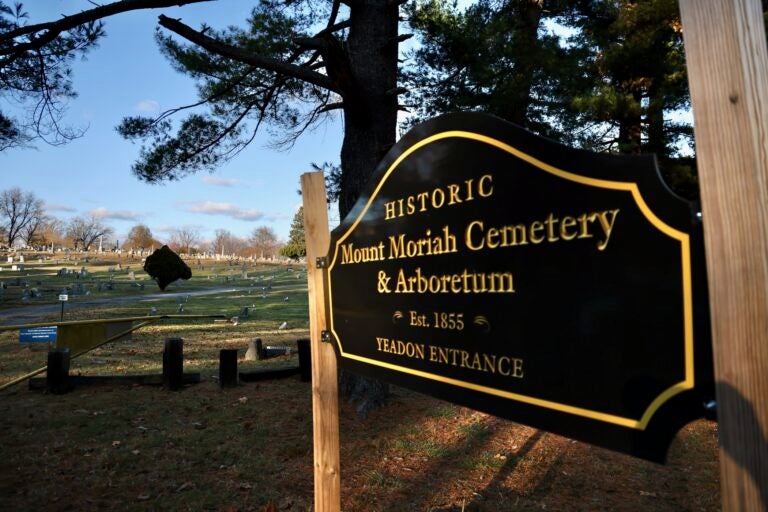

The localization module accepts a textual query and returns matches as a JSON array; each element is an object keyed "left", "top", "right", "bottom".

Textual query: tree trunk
[
  {"left": 496, "top": 0, "right": 544, "bottom": 127},
  {"left": 336, "top": 0, "right": 400, "bottom": 415},
  {"left": 646, "top": 83, "right": 666, "bottom": 158},
  {"left": 618, "top": 90, "right": 643, "bottom": 154},
  {"left": 339, "top": 0, "right": 399, "bottom": 216}
]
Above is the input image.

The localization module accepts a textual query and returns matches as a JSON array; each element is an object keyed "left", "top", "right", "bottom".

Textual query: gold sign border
[{"left": 327, "top": 131, "right": 694, "bottom": 431}]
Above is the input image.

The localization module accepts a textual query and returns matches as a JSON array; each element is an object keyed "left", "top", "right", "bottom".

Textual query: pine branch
[
  {"left": 0, "top": 0, "right": 212, "bottom": 56},
  {"left": 158, "top": 15, "right": 339, "bottom": 94}
]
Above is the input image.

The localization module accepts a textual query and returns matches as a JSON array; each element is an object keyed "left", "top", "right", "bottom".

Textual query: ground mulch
[{"left": 0, "top": 374, "right": 719, "bottom": 511}]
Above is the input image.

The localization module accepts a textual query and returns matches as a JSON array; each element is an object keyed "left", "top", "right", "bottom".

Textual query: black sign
[{"left": 325, "top": 113, "right": 713, "bottom": 462}]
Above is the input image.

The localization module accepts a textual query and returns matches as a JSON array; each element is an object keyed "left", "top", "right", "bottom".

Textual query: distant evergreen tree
[
  {"left": 404, "top": 0, "right": 581, "bottom": 142},
  {"left": 405, "top": 0, "right": 768, "bottom": 200},
  {"left": 280, "top": 207, "right": 306, "bottom": 260}
]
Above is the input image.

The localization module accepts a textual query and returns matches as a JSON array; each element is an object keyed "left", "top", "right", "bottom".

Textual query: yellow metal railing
[{"left": 0, "top": 315, "right": 224, "bottom": 391}]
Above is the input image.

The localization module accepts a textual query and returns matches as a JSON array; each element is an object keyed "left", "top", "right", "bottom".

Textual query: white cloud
[
  {"left": 185, "top": 201, "right": 265, "bottom": 221},
  {"left": 43, "top": 202, "right": 77, "bottom": 213},
  {"left": 90, "top": 207, "right": 143, "bottom": 221},
  {"left": 135, "top": 99, "right": 160, "bottom": 113},
  {"left": 202, "top": 175, "right": 243, "bottom": 187}
]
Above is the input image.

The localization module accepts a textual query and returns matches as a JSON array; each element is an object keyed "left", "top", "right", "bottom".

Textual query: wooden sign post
[
  {"left": 679, "top": 1, "right": 768, "bottom": 509},
  {"left": 302, "top": 172, "right": 341, "bottom": 512}
]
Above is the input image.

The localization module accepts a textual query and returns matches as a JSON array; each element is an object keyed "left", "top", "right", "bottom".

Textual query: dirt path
[{"left": 0, "top": 287, "right": 246, "bottom": 326}]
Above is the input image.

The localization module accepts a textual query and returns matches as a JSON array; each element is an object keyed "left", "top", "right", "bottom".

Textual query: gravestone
[
  {"left": 244, "top": 338, "right": 263, "bottom": 361},
  {"left": 128, "top": 271, "right": 135, "bottom": 281}
]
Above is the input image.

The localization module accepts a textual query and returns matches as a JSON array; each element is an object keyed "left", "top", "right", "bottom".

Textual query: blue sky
[{"left": 1, "top": 0, "right": 345, "bottom": 247}]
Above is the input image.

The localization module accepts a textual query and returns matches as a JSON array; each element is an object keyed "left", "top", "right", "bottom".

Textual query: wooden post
[
  {"left": 679, "top": 2, "right": 768, "bottom": 509},
  {"left": 219, "top": 349, "right": 239, "bottom": 388},
  {"left": 46, "top": 348, "right": 71, "bottom": 395},
  {"left": 301, "top": 171, "right": 341, "bottom": 512},
  {"left": 162, "top": 337, "right": 184, "bottom": 391}
]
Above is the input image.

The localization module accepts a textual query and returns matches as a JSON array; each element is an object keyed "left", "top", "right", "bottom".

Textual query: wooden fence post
[
  {"left": 219, "top": 349, "right": 239, "bottom": 388},
  {"left": 679, "top": 1, "right": 768, "bottom": 509},
  {"left": 46, "top": 348, "right": 71, "bottom": 395},
  {"left": 163, "top": 337, "right": 184, "bottom": 391},
  {"left": 301, "top": 171, "right": 341, "bottom": 512}
]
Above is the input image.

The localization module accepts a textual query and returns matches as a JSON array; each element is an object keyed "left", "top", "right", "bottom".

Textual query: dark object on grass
[
  {"left": 143, "top": 245, "right": 192, "bottom": 290},
  {"left": 163, "top": 337, "right": 184, "bottom": 391},
  {"left": 47, "top": 348, "right": 72, "bottom": 395},
  {"left": 219, "top": 349, "right": 239, "bottom": 388}
]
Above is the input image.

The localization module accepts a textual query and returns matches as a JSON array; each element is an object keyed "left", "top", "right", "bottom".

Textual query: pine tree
[{"left": 280, "top": 207, "right": 306, "bottom": 260}]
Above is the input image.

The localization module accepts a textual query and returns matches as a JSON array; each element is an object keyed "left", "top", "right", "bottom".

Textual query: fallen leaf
[
  {"left": 111, "top": 441, "right": 121, "bottom": 447},
  {"left": 176, "top": 481, "right": 193, "bottom": 492}
]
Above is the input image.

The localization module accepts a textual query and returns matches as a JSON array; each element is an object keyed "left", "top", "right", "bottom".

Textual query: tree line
[{"left": 0, "top": 187, "right": 307, "bottom": 259}]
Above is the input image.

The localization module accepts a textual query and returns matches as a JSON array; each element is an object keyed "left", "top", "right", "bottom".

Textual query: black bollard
[
  {"left": 219, "top": 349, "right": 239, "bottom": 388},
  {"left": 163, "top": 337, "right": 184, "bottom": 391},
  {"left": 255, "top": 338, "right": 264, "bottom": 360},
  {"left": 297, "top": 338, "right": 311, "bottom": 382},
  {"left": 47, "top": 348, "right": 71, "bottom": 394}
]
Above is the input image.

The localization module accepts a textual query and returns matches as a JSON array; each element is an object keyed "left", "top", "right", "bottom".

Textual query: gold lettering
[
  {"left": 417, "top": 192, "right": 430, "bottom": 212},
  {"left": 560, "top": 216, "right": 577, "bottom": 240},
  {"left": 384, "top": 202, "right": 396, "bottom": 220},
  {"left": 577, "top": 213, "right": 593, "bottom": 239},
  {"left": 463, "top": 208, "right": 619, "bottom": 252},
  {"left": 529, "top": 221, "right": 545, "bottom": 244},
  {"left": 596, "top": 209, "right": 620, "bottom": 251},
  {"left": 478, "top": 174, "right": 493, "bottom": 197},
  {"left": 512, "top": 358, "right": 524, "bottom": 378},
  {"left": 425, "top": 344, "right": 524, "bottom": 379},
  {"left": 465, "top": 221, "right": 485, "bottom": 251},
  {"left": 382, "top": 175, "right": 494, "bottom": 220},
  {"left": 486, "top": 226, "right": 500, "bottom": 249},
  {"left": 545, "top": 213, "right": 559, "bottom": 242},
  {"left": 447, "top": 184, "right": 462, "bottom": 205},
  {"left": 432, "top": 188, "right": 445, "bottom": 209}
]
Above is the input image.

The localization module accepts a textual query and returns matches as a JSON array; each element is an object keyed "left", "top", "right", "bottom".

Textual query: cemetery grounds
[{"left": 0, "top": 253, "right": 720, "bottom": 511}]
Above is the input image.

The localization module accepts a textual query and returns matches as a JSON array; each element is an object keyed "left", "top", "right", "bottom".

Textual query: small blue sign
[{"left": 19, "top": 326, "right": 58, "bottom": 343}]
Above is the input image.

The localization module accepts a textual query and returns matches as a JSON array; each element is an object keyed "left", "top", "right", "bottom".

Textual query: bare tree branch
[
  {"left": 0, "top": 0, "right": 213, "bottom": 59},
  {"left": 158, "top": 15, "right": 339, "bottom": 93}
]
